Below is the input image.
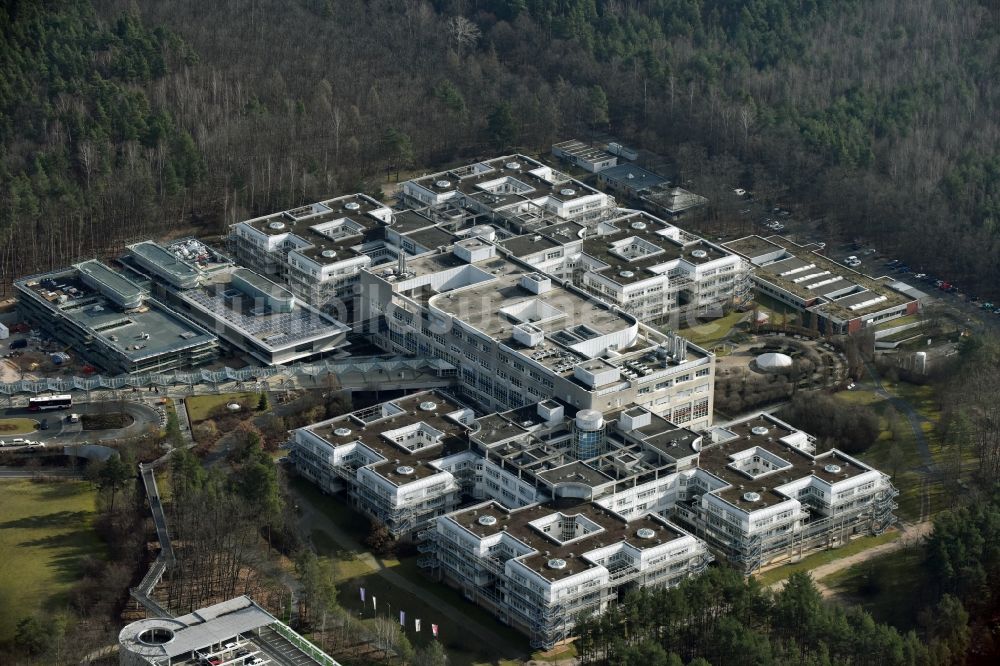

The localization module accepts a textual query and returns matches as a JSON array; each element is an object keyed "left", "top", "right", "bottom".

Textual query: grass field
[
  {"left": 0, "top": 480, "right": 103, "bottom": 643},
  {"left": 185, "top": 391, "right": 262, "bottom": 423},
  {"left": 677, "top": 310, "right": 746, "bottom": 347},
  {"left": 755, "top": 530, "right": 901, "bottom": 587},
  {"left": 0, "top": 417, "right": 38, "bottom": 435},
  {"left": 875, "top": 314, "right": 922, "bottom": 331},
  {"left": 753, "top": 294, "right": 802, "bottom": 326},
  {"left": 289, "top": 478, "right": 528, "bottom": 665},
  {"left": 820, "top": 546, "right": 927, "bottom": 630},
  {"left": 335, "top": 559, "right": 529, "bottom": 666}
]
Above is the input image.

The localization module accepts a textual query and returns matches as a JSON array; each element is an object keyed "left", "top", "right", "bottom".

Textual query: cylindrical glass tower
[{"left": 573, "top": 409, "right": 606, "bottom": 459}]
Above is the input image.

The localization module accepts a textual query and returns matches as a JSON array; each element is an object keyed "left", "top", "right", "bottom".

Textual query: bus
[{"left": 28, "top": 395, "right": 73, "bottom": 411}]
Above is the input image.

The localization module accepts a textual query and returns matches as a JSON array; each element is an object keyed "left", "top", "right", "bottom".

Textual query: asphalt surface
[{"left": 0, "top": 399, "right": 163, "bottom": 449}]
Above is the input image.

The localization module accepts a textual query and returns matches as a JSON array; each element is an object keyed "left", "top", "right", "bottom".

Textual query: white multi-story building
[
  {"left": 672, "top": 413, "right": 897, "bottom": 572},
  {"left": 433, "top": 501, "right": 709, "bottom": 649},
  {"left": 225, "top": 158, "right": 747, "bottom": 334},
  {"left": 724, "top": 235, "right": 919, "bottom": 335},
  {"left": 501, "top": 209, "right": 752, "bottom": 324},
  {"left": 356, "top": 234, "right": 716, "bottom": 425},
  {"left": 401, "top": 155, "right": 616, "bottom": 231},
  {"left": 289, "top": 393, "right": 896, "bottom": 649},
  {"left": 228, "top": 194, "right": 392, "bottom": 315},
  {"left": 290, "top": 391, "right": 476, "bottom": 537}
]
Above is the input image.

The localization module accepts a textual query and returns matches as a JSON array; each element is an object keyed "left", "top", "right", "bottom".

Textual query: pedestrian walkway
[{"left": 0, "top": 355, "right": 454, "bottom": 396}]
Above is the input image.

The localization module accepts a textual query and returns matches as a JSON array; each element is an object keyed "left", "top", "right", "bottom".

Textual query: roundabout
[{"left": 0, "top": 417, "right": 38, "bottom": 435}]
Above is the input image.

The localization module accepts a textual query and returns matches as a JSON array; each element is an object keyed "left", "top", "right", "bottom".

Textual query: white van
[{"left": 67, "top": 413, "right": 81, "bottom": 423}]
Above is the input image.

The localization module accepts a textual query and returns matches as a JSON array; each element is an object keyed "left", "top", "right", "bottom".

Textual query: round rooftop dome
[
  {"left": 560, "top": 188, "right": 576, "bottom": 197},
  {"left": 547, "top": 558, "right": 567, "bottom": 570},
  {"left": 419, "top": 401, "right": 437, "bottom": 411},
  {"left": 751, "top": 426, "right": 769, "bottom": 436},
  {"left": 344, "top": 202, "right": 361, "bottom": 211},
  {"left": 321, "top": 249, "right": 337, "bottom": 259},
  {"left": 396, "top": 465, "right": 415, "bottom": 476},
  {"left": 575, "top": 409, "right": 604, "bottom": 431},
  {"left": 505, "top": 161, "right": 521, "bottom": 170},
  {"left": 756, "top": 352, "right": 793, "bottom": 373},
  {"left": 690, "top": 249, "right": 708, "bottom": 259},
  {"left": 435, "top": 179, "right": 452, "bottom": 189},
  {"left": 478, "top": 515, "right": 497, "bottom": 526},
  {"left": 824, "top": 464, "right": 842, "bottom": 474},
  {"left": 333, "top": 427, "right": 352, "bottom": 437},
  {"left": 268, "top": 221, "right": 286, "bottom": 230},
  {"left": 619, "top": 270, "right": 635, "bottom": 279},
  {"left": 636, "top": 527, "right": 656, "bottom": 539},
  {"left": 743, "top": 491, "right": 762, "bottom": 502},
  {"left": 631, "top": 221, "right": 647, "bottom": 230}
]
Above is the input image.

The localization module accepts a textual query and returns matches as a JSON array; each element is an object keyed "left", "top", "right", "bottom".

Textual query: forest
[
  {"left": 574, "top": 486, "right": 1000, "bottom": 666},
  {"left": 1, "top": 0, "right": 999, "bottom": 296}
]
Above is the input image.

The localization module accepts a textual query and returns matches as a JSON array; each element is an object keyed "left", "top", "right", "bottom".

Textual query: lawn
[
  {"left": 752, "top": 294, "right": 802, "bottom": 326},
  {"left": 0, "top": 480, "right": 104, "bottom": 643},
  {"left": 755, "top": 530, "right": 901, "bottom": 587},
  {"left": 874, "top": 314, "right": 922, "bottom": 331},
  {"left": 185, "top": 391, "right": 262, "bottom": 423},
  {"left": 677, "top": 310, "right": 747, "bottom": 348},
  {"left": 832, "top": 389, "right": 885, "bottom": 407},
  {"left": 820, "top": 546, "right": 928, "bottom": 630},
  {"left": 335, "top": 559, "right": 529, "bottom": 666},
  {"left": 289, "top": 478, "right": 529, "bottom": 665},
  {"left": 0, "top": 417, "right": 38, "bottom": 435}
]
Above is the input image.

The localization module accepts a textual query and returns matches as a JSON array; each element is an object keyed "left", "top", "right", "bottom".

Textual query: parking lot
[{"left": 181, "top": 637, "right": 270, "bottom": 666}]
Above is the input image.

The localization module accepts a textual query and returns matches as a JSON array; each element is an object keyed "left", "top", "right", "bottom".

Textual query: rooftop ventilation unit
[
  {"left": 478, "top": 515, "right": 497, "bottom": 526},
  {"left": 435, "top": 180, "right": 452, "bottom": 189},
  {"left": 396, "top": 465, "right": 415, "bottom": 476},
  {"left": 691, "top": 249, "right": 708, "bottom": 259},
  {"left": 505, "top": 162, "right": 520, "bottom": 170},
  {"left": 419, "top": 401, "right": 437, "bottom": 411},
  {"left": 636, "top": 528, "right": 656, "bottom": 539},
  {"left": 547, "top": 558, "right": 567, "bottom": 570},
  {"left": 560, "top": 188, "right": 576, "bottom": 197},
  {"left": 268, "top": 221, "right": 286, "bottom": 230},
  {"left": 344, "top": 202, "right": 361, "bottom": 211},
  {"left": 333, "top": 427, "right": 352, "bottom": 437},
  {"left": 630, "top": 221, "right": 647, "bottom": 230},
  {"left": 824, "top": 464, "right": 842, "bottom": 474},
  {"left": 620, "top": 270, "right": 635, "bottom": 279},
  {"left": 751, "top": 426, "right": 769, "bottom": 436},
  {"left": 743, "top": 491, "right": 762, "bottom": 502},
  {"left": 321, "top": 250, "right": 337, "bottom": 259}
]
